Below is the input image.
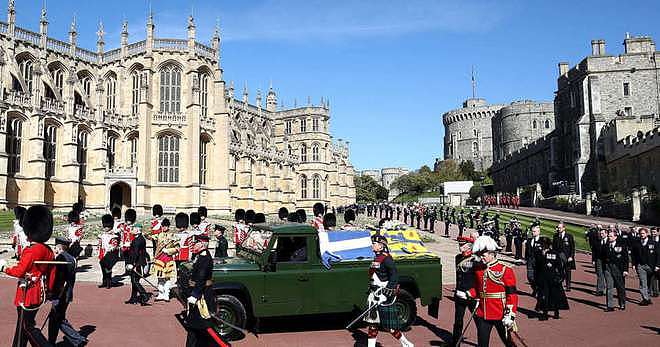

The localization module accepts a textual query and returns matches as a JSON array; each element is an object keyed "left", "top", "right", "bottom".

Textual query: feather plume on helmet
[{"left": 472, "top": 235, "right": 500, "bottom": 255}]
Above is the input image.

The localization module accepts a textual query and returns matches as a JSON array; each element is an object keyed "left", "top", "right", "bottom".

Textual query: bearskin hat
[
  {"left": 13, "top": 206, "right": 26, "bottom": 227},
  {"left": 235, "top": 209, "right": 246, "bottom": 223},
  {"left": 198, "top": 206, "right": 208, "bottom": 218},
  {"left": 72, "top": 202, "right": 84, "bottom": 213},
  {"left": 23, "top": 205, "right": 53, "bottom": 243},
  {"left": 278, "top": 207, "right": 289, "bottom": 220},
  {"left": 124, "top": 209, "right": 137, "bottom": 224},
  {"left": 152, "top": 204, "right": 163, "bottom": 217},
  {"left": 255, "top": 213, "right": 266, "bottom": 223},
  {"left": 245, "top": 210, "right": 256, "bottom": 224},
  {"left": 313, "top": 203, "right": 324, "bottom": 217},
  {"left": 190, "top": 212, "right": 201, "bottom": 226},
  {"left": 175, "top": 212, "right": 189, "bottom": 229},
  {"left": 111, "top": 207, "right": 121, "bottom": 219},
  {"left": 161, "top": 218, "right": 171, "bottom": 227},
  {"left": 102, "top": 214, "right": 114, "bottom": 229},
  {"left": 296, "top": 209, "right": 307, "bottom": 223},
  {"left": 68, "top": 210, "right": 80, "bottom": 224},
  {"left": 344, "top": 209, "right": 356, "bottom": 224},
  {"left": 287, "top": 213, "right": 300, "bottom": 223},
  {"left": 323, "top": 213, "right": 336, "bottom": 229}
]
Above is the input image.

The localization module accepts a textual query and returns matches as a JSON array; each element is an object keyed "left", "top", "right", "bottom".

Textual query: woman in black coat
[{"left": 535, "top": 237, "right": 570, "bottom": 320}]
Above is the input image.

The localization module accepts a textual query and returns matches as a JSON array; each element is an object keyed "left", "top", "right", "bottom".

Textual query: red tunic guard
[
  {"left": 468, "top": 260, "right": 518, "bottom": 320},
  {"left": 4, "top": 243, "right": 56, "bottom": 307}
]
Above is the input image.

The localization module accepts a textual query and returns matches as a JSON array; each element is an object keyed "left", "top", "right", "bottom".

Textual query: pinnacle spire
[
  {"left": 97, "top": 20, "right": 105, "bottom": 43},
  {"left": 70, "top": 14, "right": 77, "bottom": 34},
  {"left": 40, "top": 1, "right": 47, "bottom": 23}
]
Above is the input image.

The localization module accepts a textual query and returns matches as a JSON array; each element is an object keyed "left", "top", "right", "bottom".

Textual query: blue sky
[{"left": 13, "top": 0, "right": 660, "bottom": 171}]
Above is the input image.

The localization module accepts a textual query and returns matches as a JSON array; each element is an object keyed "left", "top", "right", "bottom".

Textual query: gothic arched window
[
  {"left": 77, "top": 130, "right": 89, "bottom": 180},
  {"left": 160, "top": 65, "right": 182, "bottom": 113},
  {"left": 158, "top": 134, "right": 180, "bottom": 183},
  {"left": 312, "top": 143, "right": 320, "bottom": 161},
  {"left": 312, "top": 175, "right": 321, "bottom": 199},
  {"left": 200, "top": 73, "right": 209, "bottom": 117},
  {"left": 6, "top": 118, "right": 23, "bottom": 175},
  {"left": 300, "top": 175, "right": 308, "bottom": 199},
  {"left": 18, "top": 58, "right": 34, "bottom": 94},
  {"left": 44, "top": 124, "right": 57, "bottom": 178},
  {"left": 106, "top": 75, "right": 117, "bottom": 111},
  {"left": 301, "top": 143, "right": 308, "bottom": 162}
]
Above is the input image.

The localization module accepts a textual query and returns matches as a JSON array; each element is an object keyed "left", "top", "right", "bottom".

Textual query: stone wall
[{"left": 492, "top": 100, "right": 554, "bottom": 162}]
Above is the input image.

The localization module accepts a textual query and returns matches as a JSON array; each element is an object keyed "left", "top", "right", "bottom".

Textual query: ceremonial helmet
[
  {"left": 344, "top": 208, "right": 356, "bottom": 224},
  {"left": 175, "top": 212, "right": 189, "bottom": 229},
  {"left": 278, "top": 207, "right": 289, "bottom": 220},
  {"left": 152, "top": 204, "right": 163, "bottom": 217},
  {"left": 102, "top": 214, "right": 114, "bottom": 229},
  {"left": 313, "top": 203, "right": 324, "bottom": 217},
  {"left": 323, "top": 213, "right": 337, "bottom": 229},
  {"left": 190, "top": 212, "right": 201, "bottom": 226},
  {"left": 198, "top": 206, "right": 208, "bottom": 218},
  {"left": 124, "top": 209, "right": 137, "bottom": 224},
  {"left": 472, "top": 235, "right": 500, "bottom": 255},
  {"left": 111, "top": 207, "right": 122, "bottom": 219},
  {"left": 161, "top": 218, "right": 171, "bottom": 227},
  {"left": 23, "top": 205, "right": 53, "bottom": 243},
  {"left": 13, "top": 206, "right": 26, "bottom": 226},
  {"left": 234, "top": 209, "right": 246, "bottom": 223},
  {"left": 255, "top": 213, "right": 266, "bottom": 223}
]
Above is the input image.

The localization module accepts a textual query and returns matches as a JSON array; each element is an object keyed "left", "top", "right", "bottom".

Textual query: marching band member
[
  {"left": 98, "top": 214, "right": 119, "bottom": 289},
  {"left": 198, "top": 206, "right": 212, "bottom": 236},
  {"left": 312, "top": 203, "right": 325, "bottom": 232},
  {"left": 124, "top": 209, "right": 150, "bottom": 306},
  {"left": 0, "top": 205, "right": 57, "bottom": 347},
  {"left": 364, "top": 234, "right": 414, "bottom": 347},
  {"left": 464, "top": 236, "right": 518, "bottom": 347},
  {"left": 149, "top": 218, "right": 179, "bottom": 301},
  {"left": 11, "top": 206, "right": 29, "bottom": 260},
  {"left": 150, "top": 204, "right": 164, "bottom": 256},
  {"left": 233, "top": 209, "right": 248, "bottom": 246},
  {"left": 66, "top": 210, "right": 84, "bottom": 258},
  {"left": 175, "top": 212, "right": 193, "bottom": 264}
]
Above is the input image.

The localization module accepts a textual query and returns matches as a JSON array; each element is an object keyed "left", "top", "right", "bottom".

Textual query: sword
[
  {"left": 210, "top": 312, "right": 249, "bottom": 334},
  {"left": 126, "top": 265, "right": 159, "bottom": 290},
  {"left": 455, "top": 300, "right": 479, "bottom": 347},
  {"left": 345, "top": 287, "right": 385, "bottom": 330},
  {"left": 509, "top": 329, "right": 530, "bottom": 347}
]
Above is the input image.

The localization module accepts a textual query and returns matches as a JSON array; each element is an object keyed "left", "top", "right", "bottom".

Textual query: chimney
[
  {"left": 591, "top": 39, "right": 605, "bottom": 56},
  {"left": 558, "top": 62, "right": 569, "bottom": 76}
]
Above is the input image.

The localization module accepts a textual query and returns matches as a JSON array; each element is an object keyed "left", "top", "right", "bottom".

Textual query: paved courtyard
[{"left": 1, "top": 215, "right": 658, "bottom": 346}]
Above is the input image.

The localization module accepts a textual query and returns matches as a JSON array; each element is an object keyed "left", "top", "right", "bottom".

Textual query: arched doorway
[{"left": 109, "top": 182, "right": 131, "bottom": 211}]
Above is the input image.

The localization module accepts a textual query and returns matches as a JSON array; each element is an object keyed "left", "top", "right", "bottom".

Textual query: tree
[
  {"left": 391, "top": 160, "right": 467, "bottom": 198},
  {"left": 356, "top": 175, "right": 389, "bottom": 203}
]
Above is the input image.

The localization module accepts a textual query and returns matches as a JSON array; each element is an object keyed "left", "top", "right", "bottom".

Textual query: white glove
[
  {"left": 0, "top": 259, "right": 6, "bottom": 272},
  {"left": 125, "top": 264, "right": 134, "bottom": 272},
  {"left": 51, "top": 299, "right": 60, "bottom": 307},
  {"left": 455, "top": 290, "right": 467, "bottom": 300},
  {"left": 187, "top": 296, "right": 198, "bottom": 305},
  {"left": 502, "top": 311, "right": 515, "bottom": 328}
]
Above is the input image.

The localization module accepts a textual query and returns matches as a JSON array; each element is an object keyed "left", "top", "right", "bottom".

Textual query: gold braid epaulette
[{"left": 485, "top": 260, "right": 506, "bottom": 285}]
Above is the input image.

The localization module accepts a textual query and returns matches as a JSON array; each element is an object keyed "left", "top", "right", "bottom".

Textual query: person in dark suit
[
  {"left": 592, "top": 228, "right": 608, "bottom": 296},
  {"left": 601, "top": 230, "right": 629, "bottom": 311},
  {"left": 48, "top": 237, "right": 78, "bottom": 344},
  {"left": 535, "top": 237, "right": 569, "bottom": 320},
  {"left": 552, "top": 222, "right": 576, "bottom": 291},
  {"left": 124, "top": 209, "right": 150, "bottom": 305},
  {"left": 525, "top": 225, "right": 542, "bottom": 296},
  {"left": 631, "top": 227, "right": 658, "bottom": 305},
  {"left": 213, "top": 225, "right": 228, "bottom": 258}
]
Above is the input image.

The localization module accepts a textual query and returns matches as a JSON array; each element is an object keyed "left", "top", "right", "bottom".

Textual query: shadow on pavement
[{"left": 640, "top": 325, "right": 660, "bottom": 334}]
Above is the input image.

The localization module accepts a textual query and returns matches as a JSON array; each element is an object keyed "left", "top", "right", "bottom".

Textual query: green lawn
[
  {"left": 448, "top": 207, "right": 590, "bottom": 251},
  {"left": 0, "top": 210, "right": 14, "bottom": 234}
]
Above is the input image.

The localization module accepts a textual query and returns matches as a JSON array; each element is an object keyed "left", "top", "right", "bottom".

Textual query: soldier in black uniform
[
  {"left": 184, "top": 234, "right": 221, "bottom": 346},
  {"left": 631, "top": 227, "right": 658, "bottom": 305},
  {"left": 367, "top": 204, "right": 373, "bottom": 217},
  {"left": 535, "top": 237, "right": 569, "bottom": 320},
  {"left": 443, "top": 209, "right": 451, "bottom": 238},
  {"left": 429, "top": 207, "right": 437, "bottom": 233},
  {"left": 468, "top": 208, "right": 474, "bottom": 229},
  {"left": 552, "top": 222, "right": 576, "bottom": 291},
  {"left": 450, "top": 208, "right": 456, "bottom": 225},
  {"left": 601, "top": 230, "right": 629, "bottom": 311},
  {"left": 403, "top": 207, "right": 408, "bottom": 224},
  {"left": 214, "top": 225, "right": 228, "bottom": 258},
  {"left": 423, "top": 208, "right": 430, "bottom": 230},
  {"left": 525, "top": 225, "right": 542, "bottom": 296},
  {"left": 493, "top": 213, "right": 501, "bottom": 246},
  {"left": 396, "top": 206, "right": 401, "bottom": 221},
  {"left": 504, "top": 221, "right": 513, "bottom": 254},
  {"left": 457, "top": 211, "right": 466, "bottom": 238},
  {"left": 48, "top": 237, "right": 79, "bottom": 344},
  {"left": 416, "top": 209, "right": 422, "bottom": 230},
  {"left": 451, "top": 237, "right": 476, "bottom": 344},
  {"left": 512, "top": 218, "right": 524, "bottom": 261}
]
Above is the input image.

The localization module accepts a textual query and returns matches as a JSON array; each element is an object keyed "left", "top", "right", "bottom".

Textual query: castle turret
[{"left": 266, "top": 81, "right": 277, "bottom": 112}]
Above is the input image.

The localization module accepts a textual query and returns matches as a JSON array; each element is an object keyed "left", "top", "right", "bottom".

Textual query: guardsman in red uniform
[
  {"left": 0, "top": 205, "right": 57, "bottom": 347},
  {"left": 311, "top": 203, "right": 326, "bottom": 232},
  {"left": 197, "top": 206, "right": 212, "bottom": 236},
  {"left": 233, "top": 209, "right": 248, "bottom": 246},
  {"left": 150, "top": 204, "right": 164, "bottom": 256},
  {"left": 98, "top": 214, "right": 120, "bottom": 289},
  {"left": 175, "top": 212, "right": 192, "bottom": 263},
  {"left": 66, "top": 210, "right": 84, "bottom": 258},
  {"left": 465, "top": 236, "right": 518, "bottom": 347}
]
